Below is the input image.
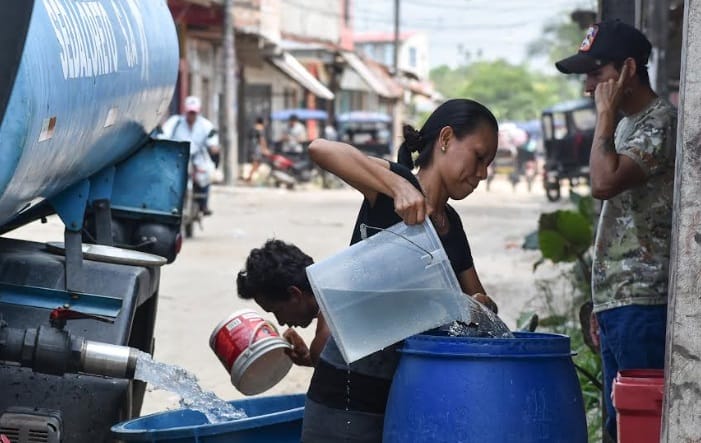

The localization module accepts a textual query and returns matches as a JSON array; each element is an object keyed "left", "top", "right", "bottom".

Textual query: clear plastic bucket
[{"left": 306, "top": 219, "right": 465, "bottom": 363}]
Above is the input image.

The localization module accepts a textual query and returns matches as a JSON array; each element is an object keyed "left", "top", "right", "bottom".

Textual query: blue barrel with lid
[{"left": 383, "top": 331, "right": 587, "bottom": 442}]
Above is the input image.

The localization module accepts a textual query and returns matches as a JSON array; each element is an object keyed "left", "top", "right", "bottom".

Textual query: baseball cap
[
  {"left": 184, "top": 96, "right": 201, "bottom": 113},
  {"left": 555, "top": 20, "right": 652, "bottom": 74}
]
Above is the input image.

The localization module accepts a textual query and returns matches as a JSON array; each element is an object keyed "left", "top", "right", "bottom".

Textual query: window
[
  {"left": 572, "top": 108, "right": 597, "bottom": 131},
  {"left": 409, "top": 47, "right": 417, "bottom": 68}
]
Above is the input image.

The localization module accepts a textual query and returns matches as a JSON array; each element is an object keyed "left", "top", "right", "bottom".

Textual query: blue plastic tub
[
  {"left": 111, "top": 394, "right": 304, "bottom": 442},
  {"left": 383, "top": 332, "right": 587, "bottom": 443}
]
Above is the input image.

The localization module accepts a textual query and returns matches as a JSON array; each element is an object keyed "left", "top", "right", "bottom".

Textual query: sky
[{"left": 353, "top": 0, "right": 597, "bottom": 72}]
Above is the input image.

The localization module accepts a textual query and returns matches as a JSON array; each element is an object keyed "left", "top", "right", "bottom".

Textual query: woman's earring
[{"left": 441, "top": 145, "right": 447, "bottom": 153}]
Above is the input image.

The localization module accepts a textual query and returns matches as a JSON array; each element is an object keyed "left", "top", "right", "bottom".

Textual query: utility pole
[
  {"left": 662, "top": 2, "right": 701, "bottom": 441},
  {"left": 222, "top": 0, "right": 237, "bottom": 185},
  {"left": 393, "top": 0, "right": 400, "bottom": 74},
  {"left": 392, "top": 0, "right": 403, "bottom": 159}
]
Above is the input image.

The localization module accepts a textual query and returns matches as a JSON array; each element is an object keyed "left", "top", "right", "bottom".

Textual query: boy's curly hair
[{"left": 237, "top": 239, "right": 314, "bottom": 301}]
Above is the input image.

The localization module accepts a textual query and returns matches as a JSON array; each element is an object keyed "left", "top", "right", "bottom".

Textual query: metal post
[
  {"left": 393, "top": 0, "right": 400, "bottom": 75},
  {"left": 662, "top": 0, "right": 701, "bottom": 441},
  {"left": 222, "top": 0, "right": 238, "bottom": 184},
  {"left": 392, "top": 0, "right": 403, "bottom": 160}
]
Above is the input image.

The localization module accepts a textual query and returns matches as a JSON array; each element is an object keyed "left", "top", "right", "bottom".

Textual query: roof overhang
[
  {"left": 268, "top": 52, "right": 334, "bottom": 100},
  {"left": 341, "top": 52, "right": 394, "bottom": 98}
]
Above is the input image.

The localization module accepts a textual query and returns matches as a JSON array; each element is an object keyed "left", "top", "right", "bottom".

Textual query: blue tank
[
  {"left": 0, "top": 0, "right": 178, "bottom": 227},
  {"left": 383, "top": 331, "right": 588, "bottom": 443}
]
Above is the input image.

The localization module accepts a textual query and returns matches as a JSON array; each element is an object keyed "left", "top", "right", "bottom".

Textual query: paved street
[{"left": 8, "top": 175, "right": 573, "bottom": 415}]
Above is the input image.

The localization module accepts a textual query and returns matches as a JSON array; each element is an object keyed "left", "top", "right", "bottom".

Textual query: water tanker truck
[{"left": 0, "top": 1, "right": 188, "bottom": 441}]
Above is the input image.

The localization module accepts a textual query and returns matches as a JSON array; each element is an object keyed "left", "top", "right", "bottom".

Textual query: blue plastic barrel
[
  {"left": 383, "top": 332, "right": 587, "bottom": 443},
  {"left": 111, "top": 394, "right": 305, "bottom": 443}
]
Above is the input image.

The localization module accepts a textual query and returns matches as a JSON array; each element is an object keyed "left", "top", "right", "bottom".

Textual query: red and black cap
[{"left": 555, "top": 20, "right": 652, "bottom": 74}]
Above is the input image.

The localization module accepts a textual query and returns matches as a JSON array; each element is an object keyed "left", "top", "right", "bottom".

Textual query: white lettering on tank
[
  {"left": 110, "top": 0, "right": 138, "bottom": 68},
  {"left": 123, "top": 0, "right": 150, "bottom": 79},
  {"left": 42, "top": 0, "right": 121, "bottom": 79}
]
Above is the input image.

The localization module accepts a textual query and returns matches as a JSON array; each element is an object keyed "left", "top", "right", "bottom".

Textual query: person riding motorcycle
[{"left": 159, "top": 96, "right": 219, "bottom": 216}]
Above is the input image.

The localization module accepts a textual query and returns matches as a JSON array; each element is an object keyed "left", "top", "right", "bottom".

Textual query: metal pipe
[
  {"left": 81, "top": 340, "right": 138, "bottom": 379},
  {"left": 0, "top": 324, "right": 139, "bottom": 379}
]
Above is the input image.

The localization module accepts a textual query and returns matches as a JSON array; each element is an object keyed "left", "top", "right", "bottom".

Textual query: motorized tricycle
[
  {"left": 541, "top": 99, "right": 596, "bottom": 201},
  {"left": 337, "top": 111, "right": 393, "bottom": 159}
]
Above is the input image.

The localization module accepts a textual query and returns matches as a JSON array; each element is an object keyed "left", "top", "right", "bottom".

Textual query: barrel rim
[
  {"left": 111, "top": 394, "right": 305, "bottom": 439},
  {"left": 399, "top": 331, "right": 573, "bottom": 358}
]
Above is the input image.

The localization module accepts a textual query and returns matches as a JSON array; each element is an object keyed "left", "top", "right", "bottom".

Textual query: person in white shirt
[
  {"left": 160, "top": 96, "right": 219, "bottom": 216},
  {"left": 282, "top": 114, "right": 308, "bottom": 154}
]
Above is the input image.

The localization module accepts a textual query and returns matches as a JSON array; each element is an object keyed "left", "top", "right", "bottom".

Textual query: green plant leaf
[
  {"left": 538, "top": 314, "right": 569, "bottom": 326},
  {"left": 578, "top": 196, "right": 595, "bottom": 220},
  {"left": 556, "top": 210, "right": 593, "bottom": 252},
  {"left": 538, "top": 230, "right": 568, "bottom": 262}
]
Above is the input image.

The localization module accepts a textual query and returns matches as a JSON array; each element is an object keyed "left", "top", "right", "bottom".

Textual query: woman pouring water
[{"left": 303, "top": 98, "right": 500, "bottom": 442}]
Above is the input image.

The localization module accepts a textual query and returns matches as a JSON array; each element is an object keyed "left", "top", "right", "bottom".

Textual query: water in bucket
[
  {"left": 134, "top": 351, "right": 246, "bottom": 423},
  {"left": 307, "top": 219, "right": 511, "bottom": 363}
]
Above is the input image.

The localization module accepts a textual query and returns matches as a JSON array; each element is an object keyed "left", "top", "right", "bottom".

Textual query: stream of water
[{"left": 133, "top": 351, "right": 247, "bottom": 423}]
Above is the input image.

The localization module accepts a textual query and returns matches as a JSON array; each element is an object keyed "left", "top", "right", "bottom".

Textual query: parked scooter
[{"left": 262, "top": 150, "right": 317, "bottom": 189}]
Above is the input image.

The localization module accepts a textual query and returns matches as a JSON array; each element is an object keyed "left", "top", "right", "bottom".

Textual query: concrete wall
[{"left": 279, "top": 0, "right": 342, "bottom": 45}]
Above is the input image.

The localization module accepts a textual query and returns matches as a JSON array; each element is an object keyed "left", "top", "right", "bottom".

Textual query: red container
[
  {"left": 209, "top": 309, "right": 292, "bottom": 395},
  {"left": 613, "top": 369, "right": 665, "bottom": 443}
]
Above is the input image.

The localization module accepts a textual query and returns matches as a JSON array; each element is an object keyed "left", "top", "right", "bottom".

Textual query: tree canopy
[{"left": 430, "top": 15, "right": 584, "bottom": 122}]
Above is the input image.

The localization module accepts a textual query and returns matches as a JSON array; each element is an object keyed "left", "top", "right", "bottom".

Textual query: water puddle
[{"left": 134, "top": 351, "right": 246, "bottom": 423}]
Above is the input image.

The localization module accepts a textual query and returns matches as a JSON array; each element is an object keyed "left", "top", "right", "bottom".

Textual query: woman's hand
[
  {"left": 471, "top": 292, "right": 498, "bottom": 314},
  {"left": 283, "top": 328, "right": 312, "bottom": 367},
  {"left": 392, "top": 178, "right": 430, "bottom": 225}
]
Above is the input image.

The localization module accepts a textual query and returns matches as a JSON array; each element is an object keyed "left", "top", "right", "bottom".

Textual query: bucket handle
[
  {"left": 247, "top": 321, "right": 292, "bottom": 350},
  {"left": 360, "top": 223, "right": 435, "bottom": 263}
]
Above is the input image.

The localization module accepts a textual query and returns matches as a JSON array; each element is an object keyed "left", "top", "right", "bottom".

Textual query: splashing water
[
  {"left": 445, "top": 296, "right": 514, "bottom": 338},
  {"left": 134, "top": 351, "right": 246, "bottom": 423}
]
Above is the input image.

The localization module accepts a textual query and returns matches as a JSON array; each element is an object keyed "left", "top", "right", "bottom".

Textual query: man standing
[
  {"left": 556, "top": 20, "right": 677, "bottom": 441},
  {"left": 160, "top": 96, "right": 220, "bottom": 216}
]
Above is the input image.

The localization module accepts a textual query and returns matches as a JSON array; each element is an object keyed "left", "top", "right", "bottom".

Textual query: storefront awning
[
  {"left": 268, "top": 52, "right": 334, "bottom": 100},
  {"left": 341, "top": 52, "right": 394, "bottom": 98}
]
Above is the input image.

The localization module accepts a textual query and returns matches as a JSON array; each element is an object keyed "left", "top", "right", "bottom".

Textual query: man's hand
[
  {"left": 283, "top": 328, "right": 312, "bottom": 367},
  {"left": 589, "top": 312, "right": 601, "bottom": 351},
  {"left": 594, "top": 60, "right": 631, "bottom": 116}
]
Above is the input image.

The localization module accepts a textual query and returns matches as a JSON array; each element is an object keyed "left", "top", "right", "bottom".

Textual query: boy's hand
[{"left": 283, "top": 328, "right": 312, "bottom": 367}]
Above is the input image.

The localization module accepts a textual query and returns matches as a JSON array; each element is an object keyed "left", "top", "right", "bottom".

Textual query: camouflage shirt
[{"left": 592, "top": 97, "right": 677, "bottom": 312}]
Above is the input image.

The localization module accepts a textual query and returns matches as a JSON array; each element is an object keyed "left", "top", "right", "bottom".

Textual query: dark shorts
[
  {"left": 250, "top": 145, "right": 264, "bottom": 162},
  {"left": 302, "top": 397, "right": 384, "bottom": 443}
]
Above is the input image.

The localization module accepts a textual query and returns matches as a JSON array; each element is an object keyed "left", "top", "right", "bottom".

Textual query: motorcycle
[
  {"left": 262, "top": 150, "right": 318, "bottom": 189},
  {"left": 182, "top": 149, "right": 214, "bottom": 237}
]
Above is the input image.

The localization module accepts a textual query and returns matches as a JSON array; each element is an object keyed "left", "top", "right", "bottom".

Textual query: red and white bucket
[{"left": 209, "top": 309, "right": 292, "bottom": 395}]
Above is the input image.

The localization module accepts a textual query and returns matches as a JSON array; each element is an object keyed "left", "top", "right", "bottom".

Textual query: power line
[{"left": 283, "top": 0, "right": 579, "bottom": 31}]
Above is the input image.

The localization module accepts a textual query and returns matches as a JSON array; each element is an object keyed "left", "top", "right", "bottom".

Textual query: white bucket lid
[{"left": 230, "top": 337, "right": 293, "bottom": 395}]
